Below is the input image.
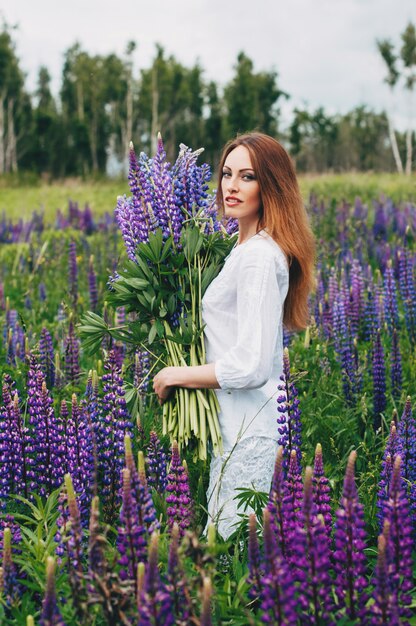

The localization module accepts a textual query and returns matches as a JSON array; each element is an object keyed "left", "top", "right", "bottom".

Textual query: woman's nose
[{"left": 227, "top": 177, "right": 238, "bottom": 193}]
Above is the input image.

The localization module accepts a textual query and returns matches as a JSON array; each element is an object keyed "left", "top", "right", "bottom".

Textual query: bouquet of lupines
[{"left": 79, "top": 136, "right": 237, "bottom": 460}]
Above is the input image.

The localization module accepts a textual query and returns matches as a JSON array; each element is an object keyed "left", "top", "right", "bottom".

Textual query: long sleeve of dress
[{"left": 214, "top": 244, "right": 285, "bottom": 390}]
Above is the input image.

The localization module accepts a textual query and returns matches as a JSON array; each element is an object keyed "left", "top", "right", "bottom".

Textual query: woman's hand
[{"left": 153, "top": 367, "right": 176, "bottom": 404}]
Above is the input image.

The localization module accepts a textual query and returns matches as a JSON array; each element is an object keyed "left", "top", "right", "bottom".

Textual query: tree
[
  {"left": 223, "top": 52, "right": 288, "bottom": 137},
  {"left": 0, "top": 23, "right": 26, "bottom": 173},
  {"left": 400, "top": 22, "right": 416, "bottom": 175}
]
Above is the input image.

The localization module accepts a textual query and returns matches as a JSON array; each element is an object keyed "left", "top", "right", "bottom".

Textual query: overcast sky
[{"left": 2, "top": 0, "right": 416, "bottom": 131}]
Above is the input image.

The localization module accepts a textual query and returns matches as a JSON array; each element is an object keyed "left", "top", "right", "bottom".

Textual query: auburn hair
[{"left": 216, "top": 132, "right": 316, "bottom": 331}]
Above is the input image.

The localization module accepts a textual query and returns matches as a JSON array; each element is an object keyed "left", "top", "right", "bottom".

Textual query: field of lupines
[{"left": 0, "top": 177, "right": 416, "bottom": 623}]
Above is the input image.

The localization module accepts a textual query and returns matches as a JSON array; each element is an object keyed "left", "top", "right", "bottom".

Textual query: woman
[{"left": 153, "top": 132, "right": 315, "bottom": 539}]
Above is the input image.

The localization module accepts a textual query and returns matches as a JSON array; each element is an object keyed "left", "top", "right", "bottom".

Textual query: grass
[{"left": 1, "top": 172, "right": 416, "bottom": 221}]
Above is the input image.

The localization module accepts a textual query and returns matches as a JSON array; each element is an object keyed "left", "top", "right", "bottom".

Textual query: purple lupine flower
[
  {"left": 64, "top": 394, "right": 94, "bottom": 516},
  {"left": 368, "top": 525, "right": 400, "bottom": 626},
  {"left": 383, "top": 260, "right": 399, "bottom": 332},
  {"left": 382, "top": 456, "right": 413, "bottom": 620},
  {"left": 390, "top": 329, "right": 402, "bottom": 401},
  {"left": 88, "top": 255, "right": 98, "bottom": 311},
  {"left": 117, "top": 467, "right": 147, "bottom": 582},
  {"left": 377, "top": 421, "right": 399, "bottom": 530},
  {"left": 281, "top": 449, "right": 304, "bottom": 556},
  {"left": 151, "top": 134, "right": 183, "bottom": 245},
  {"left": 363, "top": 282, "right": 378, "bottom": 340},
  {"left": 68, "top": 240, "right": 78, "bottom": 306},
  {"left": 333, "top": 293, "right": 357, "bottom": 405},
  {"left": 146, "top": 431, "right": 168, "bottom": 493},
  {"left": 64, "top": 319, "right": 81, "bottom": 385},
  {"left": 247, "top": 513, "right": 262, "bottom": 600},
  {"left": 396, "top": 396, "right": 416, "bottom": 485},
  {"left": 26, "top": 357, "right": 64, "bottom": 497},
  {"left": 292, "top": 467, "right": 334, "bottom": 625},
  {"left": 0, "top": 377, "right": 28, "bottom": 501},
  {"left": 134, "top": 349, "right": 151, "bottom": 402},
  {"left": 82, "top": 369, "right": 102, "bottom": 496},
  {"left": 166, "top": 441, "right": 193, "bottom": 537},
  {"left": 349, "top": 259, "right": 364, "bottom": 338},
  {"left": 167, "top": 522, "right": 192, "bottom": 624},
  {"left": 312, "top": 443, "right": 332, "bottom": 542},
  {"left": 258, "top": 508, "right": 297, "bottom": 625},
  {"left": 39, "top": 557, "right": 67, "bottom": 626},
  {"left": 333, "top": 450, "right": 367, "bottom": 622},
  {"left": 137, "top": 532, "right": 174, "bottom": 626},
  {"left": 276, "top": 347, "right": 302, "bottom": 472},
  {"left": 372, "top": 329, "right": 387, "bottom": 429},
  {"left": 100, "top": 350, "right": 133, "bottom": 524},
  {"left": 267, "top": 446, "right": 290, "bottom": 557},
  {"left": 39, "top": 327, "right": 55, "bottom": 389},
  {"left": 397, "top": 246, "right": 416, "bottom": 345}
]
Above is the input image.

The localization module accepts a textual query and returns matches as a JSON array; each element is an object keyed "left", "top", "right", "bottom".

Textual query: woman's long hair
[{"left": 216, "top": 132, "right": 316, "bottom": 331}]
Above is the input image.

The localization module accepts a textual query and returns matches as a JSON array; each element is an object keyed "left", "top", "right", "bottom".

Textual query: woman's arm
[{"left": 153, "top": 363, "right": 220, "bottom": 403}]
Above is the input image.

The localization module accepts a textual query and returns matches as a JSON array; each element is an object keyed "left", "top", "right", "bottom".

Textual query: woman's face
[{"left": 221, "top": 145, "right": 261, "bottom": 224}]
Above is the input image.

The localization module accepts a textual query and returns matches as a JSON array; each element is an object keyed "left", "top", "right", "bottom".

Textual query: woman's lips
[{"left": 225, "top": 197, "right": 242, "bottom": 206}]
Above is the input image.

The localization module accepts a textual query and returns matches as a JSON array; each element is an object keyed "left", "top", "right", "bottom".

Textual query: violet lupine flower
[
  {"left": 368, "top": 526, "right": 400, "bottom": 626},
  {"left": 349, "top": 259, "right": 364, "bottom": 338},
  {"left": 39, "top": 327, "right": 55, "bottom": 389},
  {"left": 137, "top": 533, "right": 174, "bottom": 626},
  {"left": 167, "top": 522, "right": 192, "bottom": 624},
  {"left": 64, "top": 319, "right": 81, "bottom": 385},
  {"left": 26, "top": 357, "right": 64, "bottom": 497},
  {"left": 247, "top": 513, "right": 262, "bottom": 600},
  {"left": 333, "top": 450, "right": 368, "bottom": 622},
  {"left": 117, "top": 467, "right": 147, "bottom": 582},
  {"left": 281, "top": 449, "right": 304, "bottom": 554},
  {"left": 39, "top": 557, "right": 67, "bottom": 626},
  {"left": 291, "top": 467, "right": 334, "bottom": 625},
  {"left": 396, "top": 396, "right": 416, "bottom": 485},
  {"left": 68, "top": 240, "right": 78, "bottom": 306},
  {"left": 64, "top": 394, "right": 94, "bottom": 516},
  {"left": 383, "top": 260, "right": 400, "bottom": 332},
  {"left": 382, "top": 456, "right": 413, "bottom": 619},
  {"left": 377, "top": 421, "right": 399, "bottom": 530},
  {"left": 390, "top": 329, "right": 402, "bottom": 401},
  {"left": 312, "top": 443, "right": 332, "bottom": 542},
  {"left": 151, "top": 135, "right": 184, "bottom": 245},
  {"left": 397, "top": 247, "right": 416, "bottom": 345},
  {"left": 0, "top": 377, "right": 28, "bottom": 502},
  {"left": 146, "top": 431, "right": 168, "bottom": 493},
  {"left": 364, "top": 282, "right": 378, "bottom": 340},
  {"left": 258, "top": 508, "right": 297, "bottom": 625},
  {"left": 333, "top": 294, "right": 356, "bottom": 405},
  {"left": 82, "top": 369, "right": 102, "bottom": 495},
  {"left": 100, "top": 350, "right": 133, "bottom": 524},
  {"left": 88, "top": 255, "right": 98, "bottom": 311},
  {"left": 115, "top": 195, "right": 144, "bottom": 260},
  {"left": 372, "top": 329, "right": 387, "bottom": 429},
  {"left": 276, "top": 347, "right": 302, "bottom": 472},
  {"left": 166, "top": 441, "right": 193, "bottom": 537},
  {"left": 267, "top": 447, "right": 290, "bottom": 558},
  {"left": 134, "top": 349, "right": 151, "bottom": 401}
]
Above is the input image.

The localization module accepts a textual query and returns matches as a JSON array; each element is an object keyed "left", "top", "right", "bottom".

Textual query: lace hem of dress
[{"left": 204, "top": 436, "right": 278, "bottom": 540}]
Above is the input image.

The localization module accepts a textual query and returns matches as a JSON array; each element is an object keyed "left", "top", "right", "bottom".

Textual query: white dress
[{"left": 201, "top": 229, "right": 289, "bottom": 539}]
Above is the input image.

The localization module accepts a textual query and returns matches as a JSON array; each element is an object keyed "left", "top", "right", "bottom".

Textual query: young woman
[{"left": 153, "top": 132, "right": 315, "bottom": 539}]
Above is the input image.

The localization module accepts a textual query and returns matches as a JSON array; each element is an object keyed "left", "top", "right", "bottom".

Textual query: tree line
[{"left": 0, "top": 22, "right": 415, "bottom": 178}]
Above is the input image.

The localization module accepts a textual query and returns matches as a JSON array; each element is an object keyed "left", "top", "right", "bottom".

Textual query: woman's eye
[
  {"left": 243, "top": 174, "right": 255, "bottom": 181},
  {"left": 222, "top": 171, "right": 231, "bottom": 177}
]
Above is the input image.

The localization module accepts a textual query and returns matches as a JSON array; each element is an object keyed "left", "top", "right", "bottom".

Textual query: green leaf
[{"left": 148, "top": 323, "right": 157, "bottom": 345}]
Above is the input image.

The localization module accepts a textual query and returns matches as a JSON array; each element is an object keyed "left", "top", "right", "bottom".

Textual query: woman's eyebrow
[{"left": 223, "top": 166, "right": 255, "bottom": 172}]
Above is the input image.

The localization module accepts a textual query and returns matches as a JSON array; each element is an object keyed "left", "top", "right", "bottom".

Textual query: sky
[{"left": 2, "top": 0, "right": 416, "bottom": 131}]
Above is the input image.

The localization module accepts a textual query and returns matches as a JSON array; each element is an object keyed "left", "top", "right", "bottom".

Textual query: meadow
[{"left": 0, "top": 168, "right": 415, "bottom": 624}]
